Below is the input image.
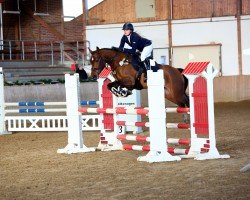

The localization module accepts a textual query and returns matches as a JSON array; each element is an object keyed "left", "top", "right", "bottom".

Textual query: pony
[{"left": 89, "top": 47, "right": 189, "bottom": 108}]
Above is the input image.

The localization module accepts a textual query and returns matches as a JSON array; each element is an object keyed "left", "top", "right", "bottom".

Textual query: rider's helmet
[{"left": 122, "top": 23, "right": 134, "bottom": 31}]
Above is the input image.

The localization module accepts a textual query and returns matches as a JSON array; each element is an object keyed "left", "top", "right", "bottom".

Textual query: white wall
[
  {"left": 86, "top": 22, "right": 170, "bottom": 65},
  {"left": 86, "top": 16, "right": 247, "bottom": 76},
  {"left": 242, "top": 16, "right": 250, "bottom": 75},
  {"left": 86, "top": 21, "right": 168, "bottom": 50},
  {"left": 172, "top": 17, "right": 238, "bottom": 75}
]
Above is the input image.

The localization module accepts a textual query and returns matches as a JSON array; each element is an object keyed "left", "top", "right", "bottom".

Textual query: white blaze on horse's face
[{"left": 89, "top": 53, "right": 101, "bottom": 78}]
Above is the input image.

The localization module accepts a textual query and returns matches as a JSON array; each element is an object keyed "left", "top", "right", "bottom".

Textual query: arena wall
[
  {"left": 241, "top": 16, "right": 250, "bottom": 75},
  {"left": 3, "top": 77, "right": 250, "bottom": 103},
  {"left": 86, "top": 16, "right": 250, "bottom": 76},
  {"left": 86, "top": 15, "right": 250, "bottom": 102}
]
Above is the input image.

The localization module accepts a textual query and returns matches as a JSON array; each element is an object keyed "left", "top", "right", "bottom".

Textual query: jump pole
[{"left": 57, "top": 73, "right": 95, "bottom": 154}]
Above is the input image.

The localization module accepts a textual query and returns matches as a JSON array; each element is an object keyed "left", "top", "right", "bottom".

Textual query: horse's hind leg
[
  {"left": 177, "top": 94, "right": 190, "bottom": 123},
  {"left": 184, "top": 93, "right": 189, "bottom": 108}
]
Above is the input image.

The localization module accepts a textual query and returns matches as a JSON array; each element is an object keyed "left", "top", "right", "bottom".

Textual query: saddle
[{"left": 130, "top": 54, "right": 159, "bottom": 79}]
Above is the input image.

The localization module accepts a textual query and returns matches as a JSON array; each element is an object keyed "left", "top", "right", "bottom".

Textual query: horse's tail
[
  {"left": 177, "top": 68, "right": 188, "bottom": 91},
  {"left": 177, "top": 68, "right": 189, "bottom": 107},
  {"left": 184, "top": 93, "right": 190, "bottom": 108}
]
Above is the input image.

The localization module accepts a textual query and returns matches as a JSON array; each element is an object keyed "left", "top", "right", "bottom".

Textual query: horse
[{"left": 89, "top": 47, "right": 189, "bottom": 108}]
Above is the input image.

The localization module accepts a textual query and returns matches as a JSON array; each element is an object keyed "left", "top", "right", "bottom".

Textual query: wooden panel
[
  {"left": 172, "top": 0, "right": 239, "bottom": 19},
  {"left": 173, "top": 0, "right": 213, "bottom": 19},
  {"left": 87, "top": 0, "right": 245, "bottom": 25},
  {"left": 213, "top": 0, "right": 237, "bottom": 17},
  {"left": 242, "top": 0, "right": 250, "bottom": 14},
  {"left": 88, "top": 0, "right": 169, "bottom": 25},
  {"left": 156, "top": 0, "right": 168, "bottom": 19}
]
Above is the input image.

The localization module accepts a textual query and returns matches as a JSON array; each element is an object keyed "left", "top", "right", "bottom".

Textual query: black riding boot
[{"left": 143, "top": 58, "right": 151, "bottom": 70}]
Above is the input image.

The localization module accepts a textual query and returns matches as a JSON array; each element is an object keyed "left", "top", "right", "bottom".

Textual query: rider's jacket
[{"left": 119, "top": 32, "right": 152, "bottom": 54}]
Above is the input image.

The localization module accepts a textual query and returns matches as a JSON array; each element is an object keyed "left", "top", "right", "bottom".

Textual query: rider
[{"left": 119, "top": 22, "right": 153, "bottom": 72}]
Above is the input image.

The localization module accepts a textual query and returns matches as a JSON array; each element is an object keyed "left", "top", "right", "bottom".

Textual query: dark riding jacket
[{"left": 119, "top": 32, "right": 152, "bottom": 54}]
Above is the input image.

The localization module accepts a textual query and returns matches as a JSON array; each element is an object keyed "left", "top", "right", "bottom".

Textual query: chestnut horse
[{"left": 89, "top": 47, "right": 189, "bottom": 107}]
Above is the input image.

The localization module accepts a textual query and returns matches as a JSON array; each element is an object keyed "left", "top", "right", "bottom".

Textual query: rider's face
[{"left": 124, "top": 30, "right": 132, "bottom": 36}]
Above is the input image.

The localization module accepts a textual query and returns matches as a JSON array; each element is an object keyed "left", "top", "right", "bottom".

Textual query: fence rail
[{"left": 0, "top": 40, "right": 90, "bottom": 65}]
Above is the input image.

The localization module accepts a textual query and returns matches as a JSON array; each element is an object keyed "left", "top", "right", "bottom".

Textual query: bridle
[
  {"left": 91, "top": 55, "right": 106, "bottom": 76},
  {"left": 91, "top": 50, "right": 120, "bottom": 75}
]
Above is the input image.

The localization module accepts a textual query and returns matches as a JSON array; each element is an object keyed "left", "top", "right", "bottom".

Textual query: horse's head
[{"left": 89, "top": 47, "right": 106, "bottom": 79}]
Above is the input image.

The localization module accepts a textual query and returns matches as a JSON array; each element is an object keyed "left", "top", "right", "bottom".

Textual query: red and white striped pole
[
  {"left": 116, "top": 121, "right": 190, "bottom": 129},
  {"left": 117, "top": 134, "right": 191, "bottom": 145}
]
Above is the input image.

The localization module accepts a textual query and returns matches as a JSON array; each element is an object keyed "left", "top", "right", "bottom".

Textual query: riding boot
[
  {"left": 139, "top": 58, "right": 150, "bottom": 81},
  {"left": 143, "top": 58, "right": 151, "bottom": 70},
  {"left": 135, "top": 61, "right": 146, "bottom": 79},
  {"left": 137, "top": 67, "right": 144, "bottom": 76}
]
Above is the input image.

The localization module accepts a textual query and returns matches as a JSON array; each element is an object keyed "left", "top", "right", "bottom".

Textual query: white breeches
[{"left": 141, "top": 44, "right": 153, "bottom": 61}]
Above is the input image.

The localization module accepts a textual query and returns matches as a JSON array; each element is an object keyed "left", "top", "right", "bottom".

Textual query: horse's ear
[
  {"left": 88, "top": 47, "right": 93, "bottom": 54},
  {"left": 96, "top": 46, "right": 100, "bottom": 51}
]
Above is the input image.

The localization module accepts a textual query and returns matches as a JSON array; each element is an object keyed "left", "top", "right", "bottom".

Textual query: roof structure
[
  {"left": 99, "top": 67, "right": 111, "bottom": 78},
  {"left": 183, "top": 62, "right": 210, "bottom": 75}
]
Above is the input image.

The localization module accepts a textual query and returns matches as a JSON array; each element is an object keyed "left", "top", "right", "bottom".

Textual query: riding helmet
[{"left": 122, "top": 23, "right": 134, "bottom": 31}]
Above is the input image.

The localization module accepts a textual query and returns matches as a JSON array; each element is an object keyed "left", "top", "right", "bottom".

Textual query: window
[{"left": 135, "top": 0, "right": 155, "bottom": 18}]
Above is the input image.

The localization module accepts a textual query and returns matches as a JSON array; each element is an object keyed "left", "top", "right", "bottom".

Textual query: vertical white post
[
  {"left": 195, "top": 64, "right": 230, "bottom": 160},
  {"left": 0, "top": 68, "right": 11, "bottom": 135},
  {"left": 138, "top": 70, "right": 181, "bottom": 163},
  {"left": 57, "top": 74, "right": 95, "bottom": 154},
  {"left": 97, "top": 78, "right": 105, "bottom": 133}
]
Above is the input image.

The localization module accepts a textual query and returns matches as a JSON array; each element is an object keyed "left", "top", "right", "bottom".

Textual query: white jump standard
[
  {"left": 60, "top": 70, "right": 182, "bottom": 162},
  {"left": 183, "top": 62, "right": 230, "bottom": 160},
  {"left": 58, "top": 62, "right": 230, "bottom": 162},
  {"left": 57, "top": 74, "right": 95, "bottom": 154}
]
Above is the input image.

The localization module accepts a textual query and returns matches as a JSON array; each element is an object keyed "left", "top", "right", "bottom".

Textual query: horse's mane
[
  {"left": 97, "top": 47, "right": 133, "bottom": 60},
  {"left": 101, "top": 47, "right": 124, "bottom": 54}
]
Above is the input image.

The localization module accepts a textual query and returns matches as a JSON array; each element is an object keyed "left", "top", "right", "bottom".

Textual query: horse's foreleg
[
  {"left": 139, "top": 73, "right": 148, "bottom": 89},
  {"left": 107, "top": 81, "right": 133, "bottom": 97}
]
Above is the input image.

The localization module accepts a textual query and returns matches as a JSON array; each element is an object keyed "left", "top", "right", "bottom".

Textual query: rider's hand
[
  {"left": 111, "top": 46, "right": 121, "bottom": 51},
  {"left": 135, "top": 51, "right": 141, "bottom": 56}
]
